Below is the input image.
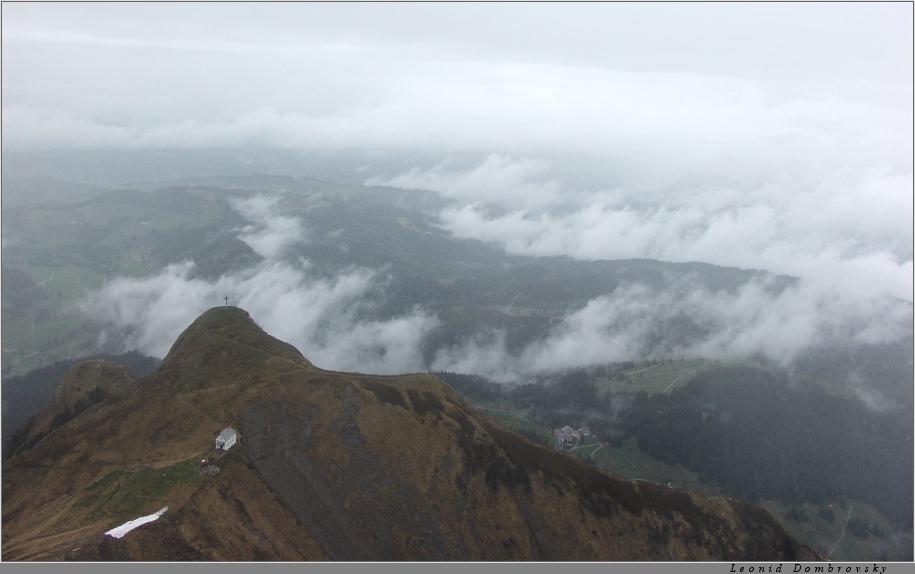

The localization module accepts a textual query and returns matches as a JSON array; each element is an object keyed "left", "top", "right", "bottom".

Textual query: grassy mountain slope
[
  {"left": 2, "top": 307, "right": 820, "bottom": 561},
  {"left": 5, "top": 359, "right": 135, "bottom": 460}
]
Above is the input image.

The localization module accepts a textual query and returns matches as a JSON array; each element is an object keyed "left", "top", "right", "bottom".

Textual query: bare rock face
[{"left": 2, "top": 307, "right": 823, "bottom": 561}]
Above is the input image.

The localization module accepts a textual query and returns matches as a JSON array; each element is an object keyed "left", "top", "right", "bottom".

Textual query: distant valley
[{"left": 1, "top": 172, "right": 911, "bottom": 561}]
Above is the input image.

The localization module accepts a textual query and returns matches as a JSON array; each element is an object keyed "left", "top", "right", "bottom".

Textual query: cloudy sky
[
  {"left": 4, "top": 3, "right": 911, "bottom": 149},
  {"left": 4, "top": 3, "right": 913, "bottom": 375}
]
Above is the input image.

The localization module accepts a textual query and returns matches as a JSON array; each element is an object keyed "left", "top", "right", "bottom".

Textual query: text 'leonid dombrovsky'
[{"left": 730, "top": 565, "right": 888, "bottom": 574}]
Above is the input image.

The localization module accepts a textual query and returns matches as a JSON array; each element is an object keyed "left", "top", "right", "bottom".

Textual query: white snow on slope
[{"left": 104, "top": 506, "right": 168, "bottom": 539}]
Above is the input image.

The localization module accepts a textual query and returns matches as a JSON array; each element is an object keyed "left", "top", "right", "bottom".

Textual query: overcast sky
[
  {"left": 4, "top": 3, "right": 911, "bottom": 146},
  {"left": 4, "top": 3, "right": 913, "bottom": 321}
]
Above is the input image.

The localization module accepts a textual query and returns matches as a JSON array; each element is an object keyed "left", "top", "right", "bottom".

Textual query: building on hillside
[
  {"left": 553, "top": 425, "right": 591, "bottom": 450},
  {"left": 215, "top": 426, "right": 237, "bottom": 451},
  {"left": 553, "top": 426, "right": 576, "bottom": 450}
]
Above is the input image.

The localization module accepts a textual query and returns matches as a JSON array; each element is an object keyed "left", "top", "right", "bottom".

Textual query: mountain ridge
[{"left": 2, "top": 307, "right": 822, "bottom": 561}]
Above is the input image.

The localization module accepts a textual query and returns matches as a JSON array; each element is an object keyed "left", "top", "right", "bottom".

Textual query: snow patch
[{"left": 104, "top": 506, "right": 168, "bottom": 539}]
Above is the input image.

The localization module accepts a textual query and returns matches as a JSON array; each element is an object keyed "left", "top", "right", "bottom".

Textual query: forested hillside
[
  {"left": 623, "top": 368, "right": 913, "bottom": 526},
  {"left": 435, "top": 364, "right": 914, "bottom": 531}
]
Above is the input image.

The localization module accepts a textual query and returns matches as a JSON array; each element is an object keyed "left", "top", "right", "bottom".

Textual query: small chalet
[{"left": 215, "top": 426, "right": 237, "bottom": 451}]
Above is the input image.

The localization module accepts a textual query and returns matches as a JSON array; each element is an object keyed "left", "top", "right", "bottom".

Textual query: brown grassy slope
[
  {"left": 26, "top": 359, "right": 135, "bottom": 444},
  {"left": 3, "top": 307, "right": 822, "bottom": 561},
  {"left": 237, "top": 370, "right": 819, "bottom": 560},
  {"left": 69, "top": 448, "right": 328, "bottom": 561}
]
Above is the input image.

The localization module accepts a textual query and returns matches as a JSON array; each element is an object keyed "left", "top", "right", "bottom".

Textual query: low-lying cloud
[
  {"left": 230, "top": 194, "right": 306, "bottom": 259},
  {"left": 373, "top": 151, "right": 912, "bottom": 383},
  {"left": 79, "top": 191, "right": 911, "bottom": 386},
  {"left": 371, "top": 155, "right": 913, "bottom": 303},
  {"left": 430, "top": 277, "right": 913, "bottom": 382},
  {"left": 80, "top": 196, "right": 438, "bottom": 374}
]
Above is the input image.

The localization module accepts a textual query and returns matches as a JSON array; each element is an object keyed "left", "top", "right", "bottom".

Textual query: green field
[
  {"left": 490, "top": 305, "right": 544, "bottom": 317},
  {"left": 1, "top": 259, "right": 112, "bottom": 376},
  {"left": 577, "top": 438, "right": 718, "bottom": 496},
  {"left": 593, "top": 359, "right": 710, "bottom": 395},
  {"left": 74, "top": 455, "right": 202, "bottom": 519},
  {"left": 591, "top": 358, "right": 766, "bottom": 395},
  {"left": 1, "top": 186, "right": 239, "bottom": 376},
  {"left": 759, "top": 498, "right": 911, "bottom": 561}
]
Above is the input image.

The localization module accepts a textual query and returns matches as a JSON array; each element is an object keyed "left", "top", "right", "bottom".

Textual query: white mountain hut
[{"left": 215, "top": 426, "right": 237, "bottom": 451}]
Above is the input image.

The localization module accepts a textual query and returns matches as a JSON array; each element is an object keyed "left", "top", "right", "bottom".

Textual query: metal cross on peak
[{"left": 224, "top": 295, "right": 229, "bottom": 306}]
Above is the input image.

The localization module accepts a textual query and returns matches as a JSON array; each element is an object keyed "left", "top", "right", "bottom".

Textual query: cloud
[
  {"left": 374, "top": 155, "right": 913, "bottom": 303},
  {"left": 365, "top": 154, "right": 563, "bottom": 212},
  {"left": 4, "top": 3, "right": 911, "bottom": 84},
  {"left": 230, "top": 194, "right": 305, "bottom": 259},
  {"left": 431, "top": 277, "right": 913, "bottom": 383},
  {"left": 5, "top": 56, "right": 910, "bottom": 171},
  {"left": 1, "top": 105, "right": 134, "bottom": 150},
  {"left": 80, "top": 260, "right": 438, "bottom": 374},
  {"left": 78, "top": 191, "right": 911, "bottom": 386},
  {"left": 407, "top": 154, "right": 911, "bottom": 383},
  {"left": 79, "top": 197, "right": 438, "bottom": 374}
]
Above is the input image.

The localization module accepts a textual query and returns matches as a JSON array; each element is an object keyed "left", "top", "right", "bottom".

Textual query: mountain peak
[
  {"left": 164, "top": 306, "right": 300, "bottom": 360},
  {"left": 157, "top": 306, "right": 313, "bottom": 391}
]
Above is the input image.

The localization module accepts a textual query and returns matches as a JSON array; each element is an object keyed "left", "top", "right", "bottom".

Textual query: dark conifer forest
[{"left": 435, "top": 366, "right": 913, "bottom": 529}]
